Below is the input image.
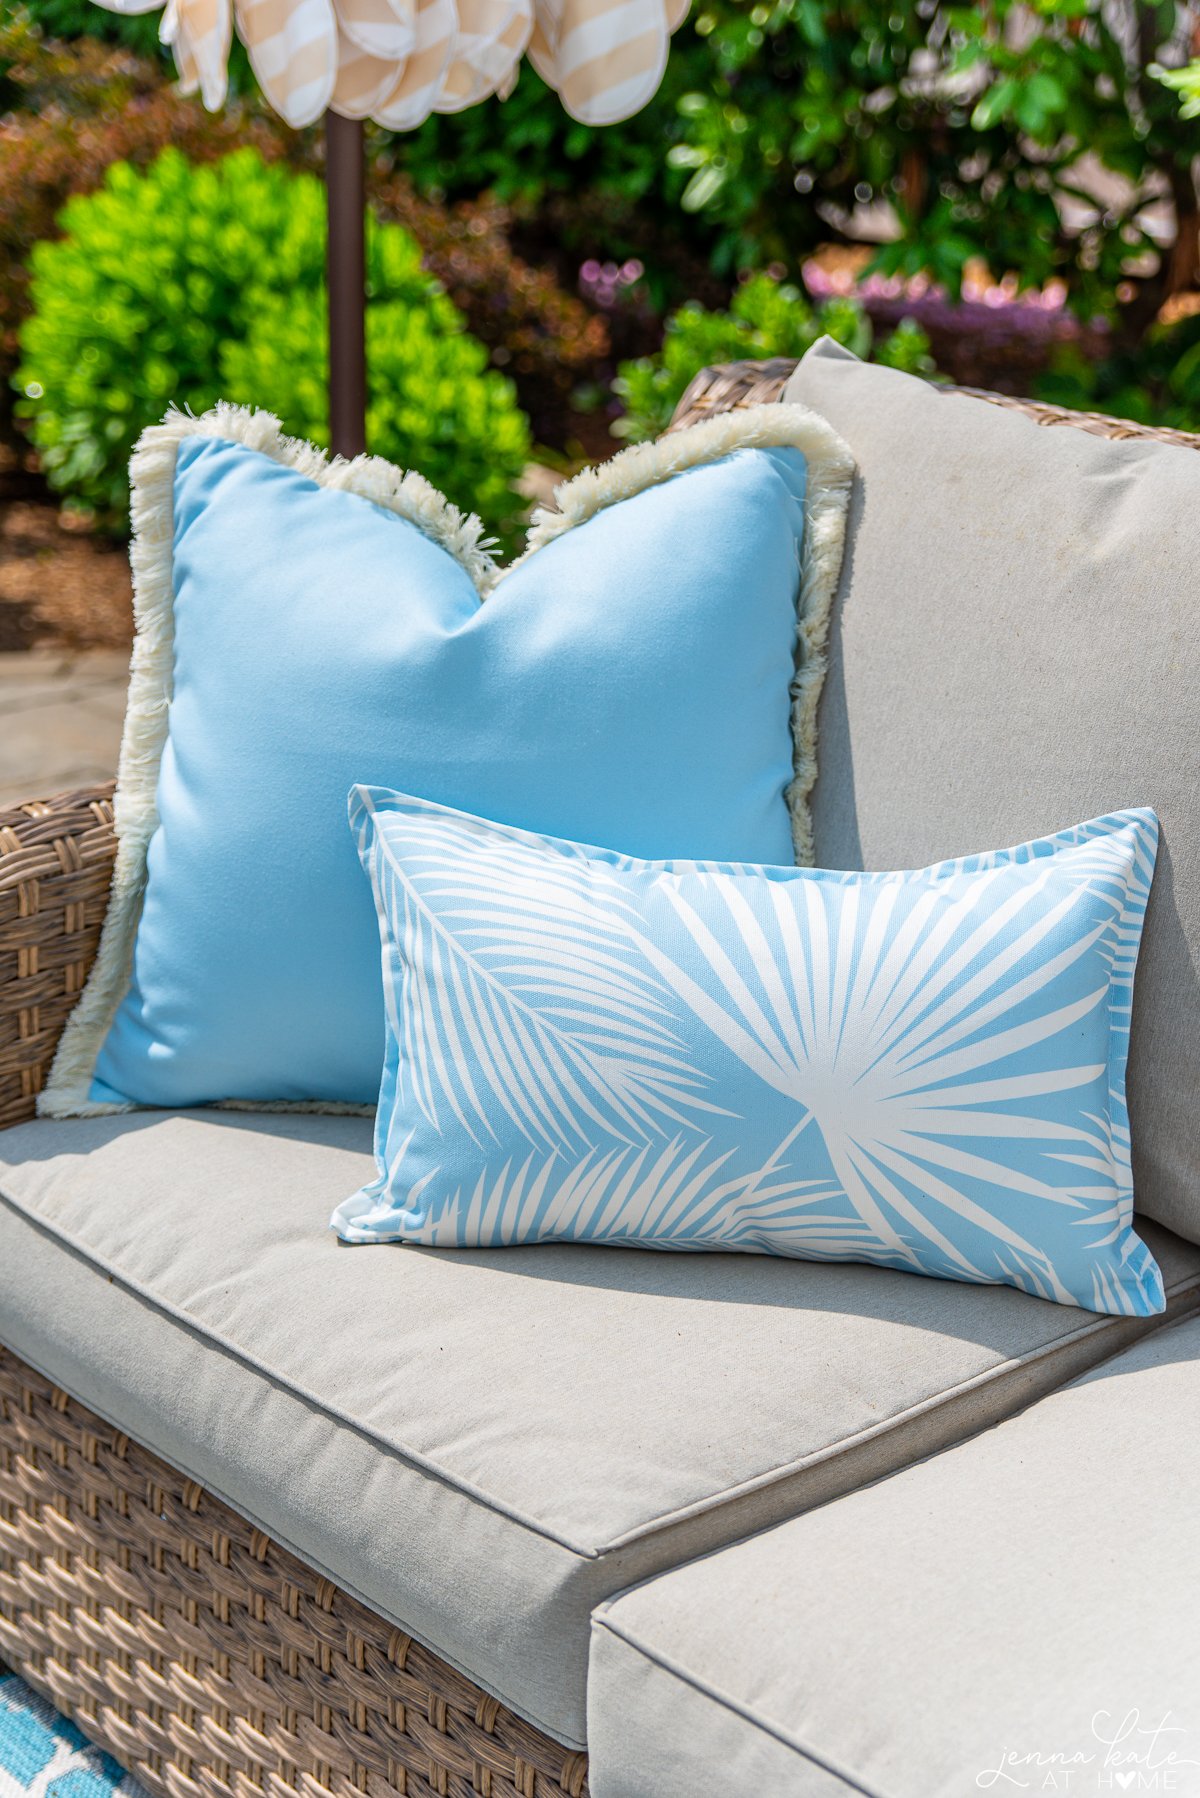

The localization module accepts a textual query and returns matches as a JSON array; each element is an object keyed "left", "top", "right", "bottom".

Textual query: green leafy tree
[
  {"left": 613, "top": 272, "right": 933, "bottom": 441},
  {"left": 405, "top": 2, "right": 1200, "bottom": 353},
  {"left": 15, "top": 148, "right": 531, "bottom": 542}
]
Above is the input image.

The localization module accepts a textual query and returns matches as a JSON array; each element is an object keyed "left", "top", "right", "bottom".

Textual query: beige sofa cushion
[
  {"left": 2, "top": 1112, "right": 1198, "bottom": 1748},
  {"left": 589, "top": 1310, "right": 1200, "bottom": 1797},
  {"left": 785, "top": 339, "right": 1200, "bottom": 1248}
]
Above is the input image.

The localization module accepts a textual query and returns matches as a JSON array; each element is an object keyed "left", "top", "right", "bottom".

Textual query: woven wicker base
[{"left": 0, "top": 1348, "right": 589, "bottom": 1798}]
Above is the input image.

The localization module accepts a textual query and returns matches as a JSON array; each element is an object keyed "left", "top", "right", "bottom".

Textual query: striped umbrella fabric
[{"left": 92, "top": 0, "right": 689, "bottom": 126}]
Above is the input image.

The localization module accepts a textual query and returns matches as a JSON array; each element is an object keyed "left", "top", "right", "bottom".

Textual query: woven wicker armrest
[{"left": 0, "top": 782, "right": 117, "bottom": 1130}]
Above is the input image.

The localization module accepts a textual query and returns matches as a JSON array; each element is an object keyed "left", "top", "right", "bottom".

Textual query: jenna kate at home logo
[{"left": 976, "top": 1711, "right": 1200, "bottom": 1792}]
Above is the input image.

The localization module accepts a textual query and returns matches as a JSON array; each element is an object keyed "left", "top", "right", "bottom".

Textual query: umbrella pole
[{"left": 325, "top": 110, "right": 367, "bottom": 460}]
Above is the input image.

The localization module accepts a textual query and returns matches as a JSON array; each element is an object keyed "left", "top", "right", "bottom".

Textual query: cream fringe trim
[
  {"left": 39, "top": 399, "right": 853, "bottom": 1120},
  {"left": 510, "top": 402, "right": 855, "bottom": 866}
]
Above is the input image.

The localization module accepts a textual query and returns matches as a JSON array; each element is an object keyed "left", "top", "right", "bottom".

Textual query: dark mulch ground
[{"left": 0, "top": 455, "right": 133, "bottom": 653}]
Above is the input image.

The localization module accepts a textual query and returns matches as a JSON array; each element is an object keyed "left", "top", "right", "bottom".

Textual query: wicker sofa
[{"left": 2, "top": 359, "right": 1199, "bottom": 1798}]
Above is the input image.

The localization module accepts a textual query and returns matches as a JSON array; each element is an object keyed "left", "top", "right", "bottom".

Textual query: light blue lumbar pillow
[
  {"left": 335, "top": 787, "right": 1164, "bottom": 1317},
  {"left": 40, "top": 399, "right": 853, "bottom": 1114}
]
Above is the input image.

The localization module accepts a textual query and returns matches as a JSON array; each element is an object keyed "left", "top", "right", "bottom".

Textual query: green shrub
[
  {"left": 0, "top": 17, "right": 292, "bottom": 437},
  {"left": 15, "top": 147, "right": 531, "bottom": 542},
  {"left": 612, "top": 274, "right": 934, "bottom": 443},
  {"left": 0, "top": 24, "right": 599, "bottom": 461},
  {"left": 223, "top": 291, "right": 531, "bottom": 547}
]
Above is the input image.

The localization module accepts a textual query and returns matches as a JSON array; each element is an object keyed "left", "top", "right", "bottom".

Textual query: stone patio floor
[{"left": 0, "top": 649, "right": 128, "bottom": 808}]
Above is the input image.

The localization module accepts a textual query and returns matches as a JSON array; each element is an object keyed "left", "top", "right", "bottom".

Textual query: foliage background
[
  {"left": 15, "top": 149, "right": 533, "bottom": 543},
  {"left": 6, "top": 0, "right": 1200, "bottom": 485},
  {"left": 402, "top": 6, "right": 1200, "bottom": 317}
]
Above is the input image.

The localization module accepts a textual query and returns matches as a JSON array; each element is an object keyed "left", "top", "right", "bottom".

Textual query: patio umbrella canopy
[
  {"left": 93, "top": 0, "right": 690, "bottom": 129},
  {"left": 94, "top": 0, "right": 694, "bottom": 131},
  {"left": 87, "top": 0, "right": 691, "bottom": 452}
]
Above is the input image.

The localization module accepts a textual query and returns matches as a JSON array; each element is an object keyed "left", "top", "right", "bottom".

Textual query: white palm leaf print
[
  {"left": 421, "top": 1127, "right": 853, "bottom": 1252},
  {"left": 350, "top": 1096, "right": 920, "bottom": 1261},
  {"left": 357, "top": 793, "right": 727, "bottom": 1152},
  {"left": 342, "top": 795, "right": 1162, "bottom": 1315},
  {"left": 637, "top": 819, "right": 1152, "bottom": 1295}
]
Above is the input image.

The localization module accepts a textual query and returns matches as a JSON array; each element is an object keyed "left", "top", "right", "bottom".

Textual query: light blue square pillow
[
  {"left": 335, "top": 787, "right": 1164, "bottom": 1317},
  {"left": 41, "top": 400, "right": 853, "bottom": 1114}
]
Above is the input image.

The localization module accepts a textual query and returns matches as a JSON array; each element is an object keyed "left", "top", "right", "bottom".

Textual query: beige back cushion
[{"left": 785, "top": 337, "right": 1200, "bottom": 1246}]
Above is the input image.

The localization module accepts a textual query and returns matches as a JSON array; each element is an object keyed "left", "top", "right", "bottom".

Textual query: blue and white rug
[{"left": 0, "top": 1670, "right": 147, "bottom": 1798}]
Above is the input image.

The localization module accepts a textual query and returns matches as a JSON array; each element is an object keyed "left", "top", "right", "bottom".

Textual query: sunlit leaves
[
  {"left": 15, "top": 147, "right": 531, "bottom": 541},
  {"left": 1152, "top": 58, "right": 1200, "bottom": 121},
  {"left": 397, "top": 0, "right": 1197, "bottom": 329},
  {"left": 613, "top": 271, "right": 932, "bottom": 441}
]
